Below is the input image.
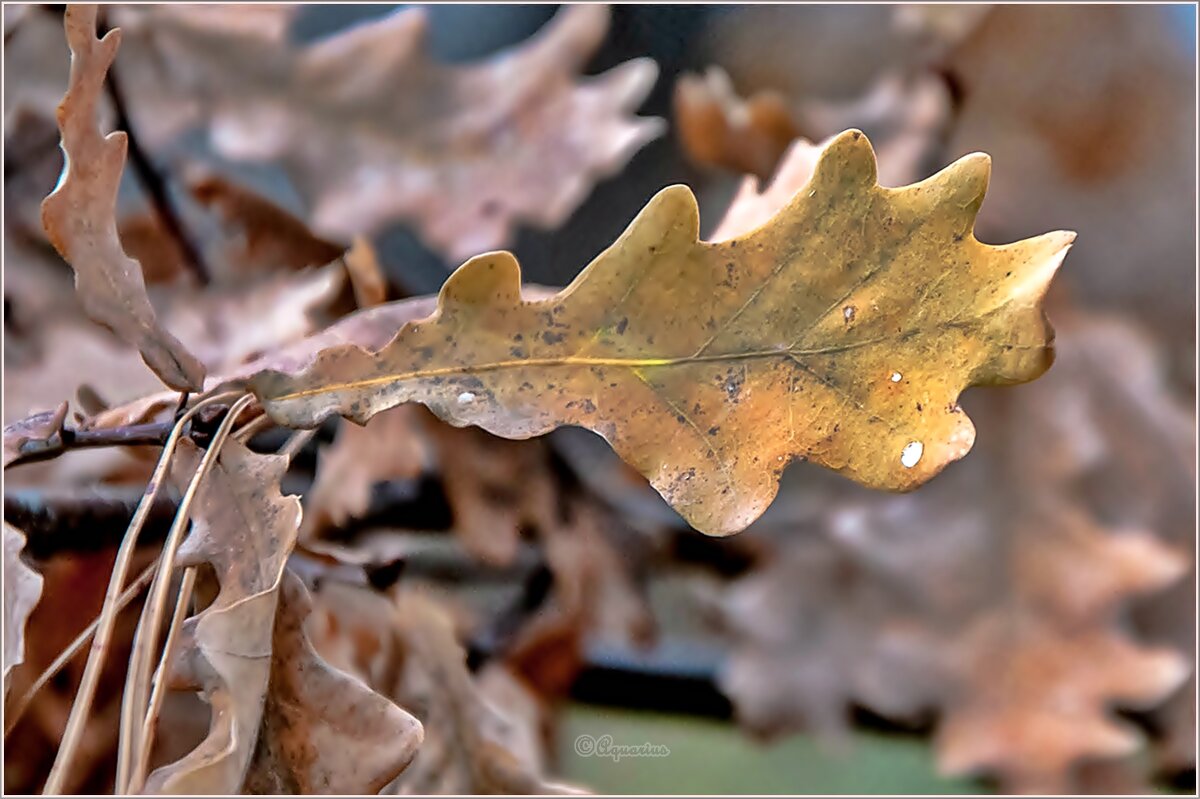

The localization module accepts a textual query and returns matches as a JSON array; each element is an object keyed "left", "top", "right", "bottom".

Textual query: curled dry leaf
[
  {"left": 145, "top": 437, "right": 302, "bottom": 793},
  {"left": 249, "top": 130, "right": 1074, "bottom": 536},
  {"left": 116, "top": 4, "right": 663, "bottom": 261},
  {"left": 3, "top": 523, "right": 44, "bottom": 695},
  {"left": 675, "top": 66, "right": 801, "bottom": 179},
  {"left": 40, "top": 6, "right": 205, "bottom": 392},
  {"left": 389, "top": 590, "right": 581, "bottom": 795},
  {"left": 243, "top": 571, "right": 422, "bottom": 795},
  {"left": 3, "top": 402, "right": 68, "bottom": 469},
  {"left": 186, "top": 171, "right": 344, "bottom": 277},
  {"left": 302, "top": 405, "right": 428, "bottom": 540}
]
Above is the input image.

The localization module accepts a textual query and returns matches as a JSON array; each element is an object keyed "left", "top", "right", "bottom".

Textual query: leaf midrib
[{"left": 266, "top": 338, "right": 890, "bottom": 402}]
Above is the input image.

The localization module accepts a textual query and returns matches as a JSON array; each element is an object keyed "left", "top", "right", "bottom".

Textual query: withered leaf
[
  {"left": 935, "top": 505, "right": 1189, "bottom": 793},
  {"left": 3, "top": 522, "right": 44, "bottom": 695},
  {"left": 389, "top": 590, "right": 580, "bottom": 795},
  {"left": 710, "top": 137, "right": 826, "bottom": 242},
  {"left": 675, "top": 66, "right": 801, "bottom": 180},
  {"left": 250, "top": 130, "right": 1074, "bottom": 536},
  {"left": 184, "top": 169, "right": 344, "bottom": 278},
  {"left": 716, "top": 312, "right": 1191, "bottom": 792},
  {"left": 145, "top": 437, "right": 302, "bottom": 794},
  {"left": 3, "top": 402, "right": 68, "bottom": 469},
  {"left": 302, "top": 406, "right": 428, "bottom": 540},
  {"left": 116, "top": 4, "right": 662, "bottom": 261},
  {"left": 40, "top": 6, "right": 205, "bottom": 392},
  {"left": 243, "top": 571, "right": 422, "bottom": 795}
]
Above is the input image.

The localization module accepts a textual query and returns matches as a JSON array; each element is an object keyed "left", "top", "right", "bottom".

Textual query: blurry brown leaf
[
  {"left": 3, "top": 546, "right": 159, "bottom": 794},
  {"left": 116, "top": 4, "right": 662, "bottom": 261},
  {"left": 942, "top": 5, "right": 1196, "bottom": 380},
  {"left": 710, "top": 138, "right": 825, "bottom": 242},
  {"left": 243, "top": 571, "right": 422, "bottom": 795},
  {"left": 994, "top": 309, "right": 1198, "bottom": 777},
  {"left": 115, "top": 212, "right": 191, "bottom": 287},
  {"left": 932, "top": 505, "right": 1187, "bottom": 793},
  {"left": 145, "top": 437, "right": 302, "bottom": 793},
  {"left": 3, "top": 523, "right": 44, "bottom": 694},
  {"left": 250, "top": 130, "right": 1073, "bottom": 536},
  {"left": 388, "top": 590, "right": 581, "bottom": 795},
  {"left": 186, "top": 171, "right": 344, "bottom": 277},
  {"left": 40, "top": 6, "right": 205, "bottom": 392},
  {"left": 303, "top": 405, "right": 428, "bottom": 539},
  {"left": 718, "top": 310, "right": 1192, "bottom": 792},
  {"left": 427, "top": 421, "right": 557, "bottom": 566},
  {"left": 675, "top": 66, "right": 800, "bottom": 179},
  {"left": 343, "top": 235, "right": 388, "bottom": 309},
  {"left": 159, "top": 262, "right": 347, "bottom": 374},
  {"left": 4, "top": 322, "right": 162, "bottom": 428}
]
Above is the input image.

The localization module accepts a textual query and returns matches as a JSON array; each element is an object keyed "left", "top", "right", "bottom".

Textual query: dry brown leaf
[
  {"left": 3, "top": 523, "right": 44, "bottom": 695},
  {"left": 942, "top": 5, "right": 1196, "bottom": 380},
  {"left": 719, "top": 485, "right": 1188, "bottom": 792},
  {"left": 116, "top": 4, "right": 662, "bottom": 261},
  {"left": 40, "top": 6, "right": 205, "bottom": 392},
  {"left": 343, "top": 235, "right": 388, "bottom": 309},
  {"left": 992, "top": 308, "right": 1197, "bottom": 777},
  {"left": 144, "top": 437, "right": 302, "bottom": 793},
  {"left": 243, "top": 571, "right": 422, "bottom": 795},
  {"left": 158, "top": 262, "right": 347, "bottom": 374},
  {"left": 710, "top": 138, "right": 826, "bottom": 242},
  {"left": 249, "top": 130, "right": 1074, "bottom": 536},
  {"left": 388, "top": 590, "right": 581, "bottom": 795},
  {"left": 426, "top": 421, "right": 558, "bottom": 566},
  {"left": 3, "top": 402, "right": 68, "bottom": 469},
  {"left": 718, "top": 310, "right": 1192, "bottom": 792},
  {"left": 675, "top": 66, "right": 801, "bottom": 179},
  {"left": 933, "top": 508, "right": 1188, "bottom": 793},
  {"left": 303, "top": 405, "right": 428, "bottom": 539},
  {"left": 185, "top": 171, "right": 344, "bottom": 278},
  {"left": 676, "top": 59, "right": 949, "bottom": 189}
]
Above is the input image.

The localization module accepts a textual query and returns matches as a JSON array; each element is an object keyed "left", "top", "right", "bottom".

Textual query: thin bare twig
[
  {"left": 7, "top": 420, "right": 177, "bottom": 469},
  {"left": 97, "top": 10, "right": 210, "bottom": 286}
]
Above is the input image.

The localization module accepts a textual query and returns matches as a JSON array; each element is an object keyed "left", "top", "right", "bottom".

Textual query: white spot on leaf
[
  {"left": 890, "top": 372, "right": 902, "bottom": 383},
  {"left": 901, "top": 441, "right": 923, "bottom": 468},
  {"left": 456, "top": 392, "right": 476, "bottom": 404}
]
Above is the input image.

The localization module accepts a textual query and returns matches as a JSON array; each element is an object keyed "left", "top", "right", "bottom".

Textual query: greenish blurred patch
[{"left": 557, "top": 704, "right": 983, "bottom": 795}]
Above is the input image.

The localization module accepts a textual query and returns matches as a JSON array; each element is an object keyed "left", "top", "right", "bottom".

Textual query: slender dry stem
[
  {"left": 3, "top": 558, "right": 158, "bottom": 738},
  {"left": 128, "top": 567, "right": 197, "bottom": 792},
  {"left": 41, "top": 390, "right": 242, "bottom": 795},
  {"left": 116, "top": 394, "right": 254, "bottom": 792}
]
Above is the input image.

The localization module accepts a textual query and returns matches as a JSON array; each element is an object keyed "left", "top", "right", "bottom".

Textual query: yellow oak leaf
[{"left": 247, "top": 130, "right": 1074, "bottom": 536}]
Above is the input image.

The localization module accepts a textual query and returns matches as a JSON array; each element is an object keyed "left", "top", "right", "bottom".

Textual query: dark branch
[
  {"left": 98, "top": 11, "right": 211, "bottom": 286},
  {"left": 6, "top": 421, "right": 177, "bottom": 469}
]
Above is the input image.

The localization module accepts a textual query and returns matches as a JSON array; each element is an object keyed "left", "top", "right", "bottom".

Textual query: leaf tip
[
  {"left": 813, "top": 128, "right": 879, "bottom": 190},
  {"left": 439, "top": 250, "right": 523, "bottom": 312}
]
